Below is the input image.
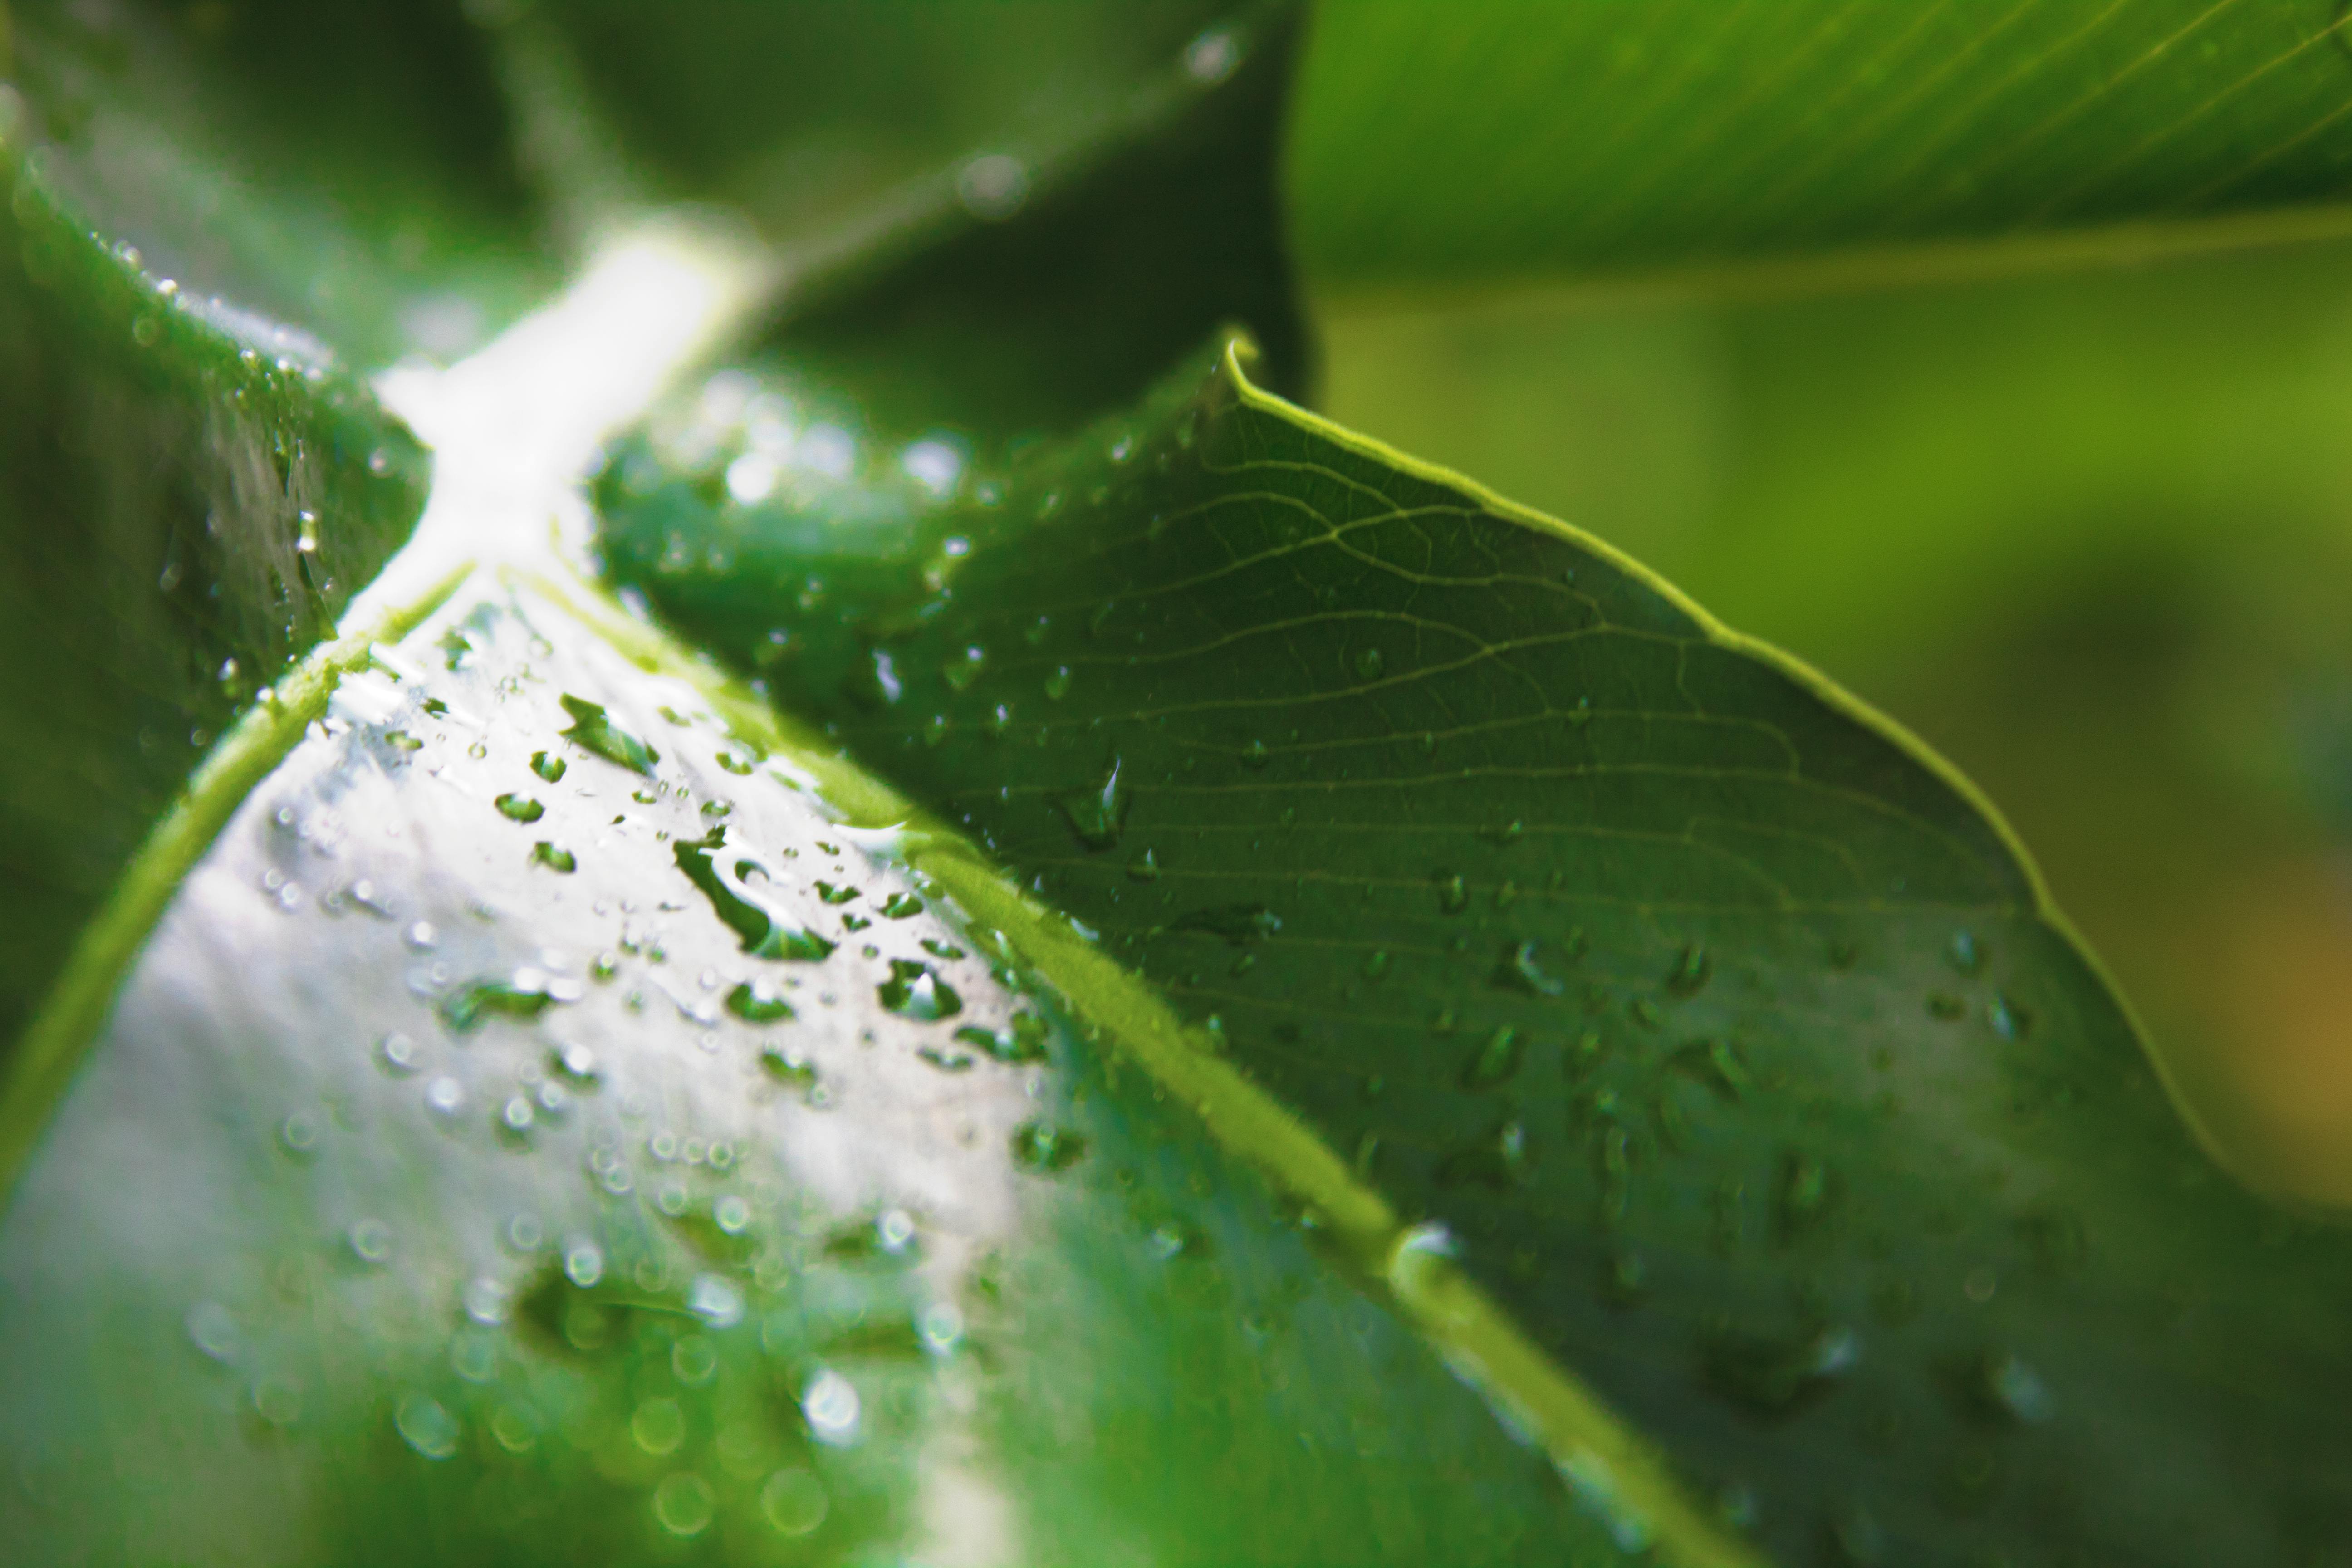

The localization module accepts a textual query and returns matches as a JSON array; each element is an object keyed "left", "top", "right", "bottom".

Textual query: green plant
[{"left": 4, "top": 4, "right": 2350, "bottom": 1564}]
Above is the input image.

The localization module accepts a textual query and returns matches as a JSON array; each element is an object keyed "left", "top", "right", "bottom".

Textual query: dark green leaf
[
  {"left": 604, "top": 336, "right": 2352, "bottom": 1563},
  {"left": 0, "top": 161, "right": 429, "bottom": 1054}
]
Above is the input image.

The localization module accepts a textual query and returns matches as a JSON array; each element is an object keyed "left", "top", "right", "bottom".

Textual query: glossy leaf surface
[
  {"left": 1291, "top": 0, "right": 2352, "bottom": 287},
  {"left": 603, "top": 339, "right": 2352, "bottom": 1564}
]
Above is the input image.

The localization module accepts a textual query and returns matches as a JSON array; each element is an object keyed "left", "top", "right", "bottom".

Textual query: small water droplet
[
  {"left": 348, "top": 1217, "right": 393, "bottom": 1264},
  {"left": 1170, "top": 902, "right": 1280, "bottom": 945},
  {"left": 1011, "top": 1120, "right": 1088, "bottom": 1173},
  {"left": 186, "top": 1301, "right": 240, "bottom": 1362},
  {"left": 654, "top": 1471, "right": 716, "bottom": 1536},
  {"left": 279, "top": 1110, "right": 321, "bottom": 1158},
  {"left": 1362, "top": 949, "right": 1390, "bottom": 980},
  {"left": 1185, "top": 23, "right": 1243, "bottom": 83},
  {"left": 1044, "top": 665, "right": 1073, "bottom": 701},
  {"left": 1948, "top": 928, "right": 1983, "bottom": 975},
  {"left": 1353, "top": 647, "right": 1385, "bottom": 681},
  {"left": 1494, "top": 938, "right": 1566, "bottom": 997},
  {"left": 1460, "top": 1025, "right": 1523, "bottom": 1089},
  {"left": 1703, "top": 1323, "right": 1860, "bottom": 1414},
  {"left": 1777, "top": 1151, "right": 1833, "bottom": 1241},
  {"left": 727, "top": 977, "right": 794, "bottom": 1022},
  {"left": 761, "top": 1468, "right": 830, "bottom": 1536},
  {"left": 633, "top": 1397, "right": 686, "bottom": 1455},
  {"left": 1666, "top": 942, "right": 1710, "bottom": 995},
  {"left": 529, "top": 750, "right": 566, "bottom": 782},
  {"left": 395, "top": 1392, "right": 459, "bottom": 1460},
  {"left": 1127, "top": 848, "right": 1161, "bottom": 882},
  {"left": 801, "top": 1367, "right": 862, "bottom": 1445},
  {"left": 1239, "top": 739, "right": 1270, "bottom": 769},
  {"left": 878, "top": 891, "right": 924, "bottom": 918},
  {"left": 1926, "top": 991, "right": 1966, "bottom": 1021},
  {"left": 1053, "top": 757, "right": 1128, "bottom": 849},
  {"left": 1988, "top": 993, "right": 2032, "bottom": 1039},
  {"left": 1435, "top": 872, "right": 1469, "bottom": 914},
  {"left": 956, "top": 152, "right": 1030, "bottom": 220},
  {"left": 563, "top": 1242, "right": 605, "bottom": 1288},
  {"left": 250, "top": 1372, "right": 303, "bottom": 1426},
  {"left": 1973, "top": 1348, "right": 2055, "bottom": 1424}
]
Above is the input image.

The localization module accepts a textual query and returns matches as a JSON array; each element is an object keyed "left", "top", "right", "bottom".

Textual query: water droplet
[
  {"left": 1926, "top": 991, "right": 1966, "bottom": 1021},
  {"left": 1460, "top": 1025, "right": 1524, "bottom": 1089},
  {"left": 1127, "top": 848, "right": 1161, "bottom": 882},
  {"left": 879, "top": 959, "right": 961, "bottom": 1021},
  {"left": 689, "top": 1274, "right": 744, "bottom": 1327},
  {"left": 633, "top": 1397, "right": 686, "bottom": 1455},
  {"left": 956, "top": 152, "right": 1029, "bottom": 220},
  {"left": 348, "top": 1218, "right": 393, "bottom": 1264},
  {"left": 405, "top": 921, "right": 437, "bottom": 951},
  {"left": 394, "top": 1392, "right": 459, "bottom": 1459},
  {"left": 1239, "top": 739, "right": 1270, "bottom": 769},
  {"left": 954, "top": 1011, "right": 1049, "bottom": 1063},
  {"left": 1362, "top": 949, "right": 1390, "bottom": 980},
  {"left": 1437, "top": 1119, "right": 1529, "bottom": 1187},
  {"left": 1170, "top": 902, "right": 1280, "bottom": 945},
  {"left": 1988, "top": 993, "right": 2032, "bottom": 1039},
  {"left": 814, "top": 881, "right": 860, "bottom": 906},
  {"left": 1011, "top": 1120, "right": 1088, "bottom": 1173},
  {"left": 1184, "top": 24, "right": 1243, "bottom": 83},
  {"left": 1669, "top": 1039, "right": 1751, "bottom": 1101},
  {"left": 1353, "top": 647, "right": 1385, "bottom": 681},
  {"left": 278, "top": 1110, "right": 321, "bottom": 1158},
  {"left": 250, "top": 1373, "right": 303, "bottom": 1426},
  {"left": 1973, "top": 1348, "right": 2056, "bottom": 1424},
  {"left": 676, "top": 829, "right": 837, "bottom": 961},
  {"left": 495, "top": 792, "right": 547, "bottom": 824},
  {"left": 943, "top": 644, "right": 987, "bottom": 692},
  {"left": 878, "top": 891, "right": 924, "bottom": 918},
  {"left": 186, "top": 1301, "right": 240, "bottom": 1362},
  {"left": 1703, "top": 1323, "right": 1860, "bottom": 1414},
  {"left": 801, "top": 1368, "right": 862, "bottom": 1446},
  {"left": 1948, "top": 928, "right": 1983, "bottom": 975},
  {"left": 531, "top": 841, "right": 577, "bottom": 873},
  {"left": 760, "top": 1042, "right": 818, "bottom": 1088},
  {"left": 1777, "top": 1151, "right": 1833, "bottom": 1241},
  {"left": 564, "top": 1242, "right": 605, "bottom": 1288},
  {"left": 1666, "top": 942, "right": 1710, "bottom": 995},
  {"left": 1494, "top": 938, "right": 1566, "bottom": 997},
  {"left": 653, "top": 1472, "right": 716, "bottom": 1537},
  {"left": 1044, "top": 665, "right": 1073, "bottom": 701},
  {"left": 558, "top": 694, "right": 658, "bottom": 774},
  {"left": 527, "top": 750, "right": 567, "bottom": 784},
  {"left": 439, "top": 967, "right": 582, "bottom": 1030},
  {"left": 1435, "top": 872, "right": 1469, "bottom": 914},
  {"left": 727, "top": 977, "right": 794, "bottom": 1022},
  {"left": 1053, "top": 757, "right": 1128, "bottom": 848},
  {"left": 761, "top": 1468, "right": 830, "bottom": 1536},
  {"left": 553, "top": 1041, "right": 600, "bottom": 1083}
]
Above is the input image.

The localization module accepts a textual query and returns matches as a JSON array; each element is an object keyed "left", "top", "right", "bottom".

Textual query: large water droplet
[
  {"left": 558, "top": 694, "right": 658, "bottom": 774},
  {"left": 676, "top": 828, "right": 837, "bottom": 960},
  {"left": 879, "top": 960, "right": 961, "bottom": 1021}
]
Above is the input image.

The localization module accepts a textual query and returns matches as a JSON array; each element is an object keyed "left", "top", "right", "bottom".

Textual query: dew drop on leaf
[
  {"left": 1435, "top": 872, "right": 1469, "bottom": 914},
  {"left": 878, "top": 959, "right": 961, "bottom": 1021},
  {"left": 1460, "top": 1024, "right": 1524, "bottom": 1089},
  {"left": 531, "top": 841, "right": 577, "bottom": 872},
  {"left": 1053, "top": 756, "right": 1128, "bottom": 848},
  {"left": 529, "top": 750, "right": 567, "bottom": 783},
  {"left": 1011, "top": 1120, "right": 1088, "bottom": 1174},
  {"left": 394, "top": 1392, "right": 459, "bottom": 1460},
  {"left": 726, "top": 978, "right": 794, "bottom": 1023},
  {"left": 495, "top": 793, "right": 544, "bottom": 823},
  {"left": 558, "top": 694, "right": 659, "bottom": 774}
]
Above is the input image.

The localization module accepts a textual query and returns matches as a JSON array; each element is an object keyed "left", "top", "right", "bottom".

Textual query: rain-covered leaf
[
  {"left": 603, "top": 336, "right": 2352, "bottom": 1564},
  {"left": 1291, "top": 0, "right": 2352, "bottom": 288}
]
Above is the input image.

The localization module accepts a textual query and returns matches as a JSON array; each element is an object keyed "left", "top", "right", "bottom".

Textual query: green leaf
[
  {"left": 602, "top": 335, "right": 2352, "bottom": 1563},
  {"left": 1290, "top": 1, "right": 2352, "bottom": 289},
  {"left": 0, "top": 160, "right": 431, "bottom": 1058},
  {"left": 0, "top": 561, "right": 1637, "bottom": 1565}
]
